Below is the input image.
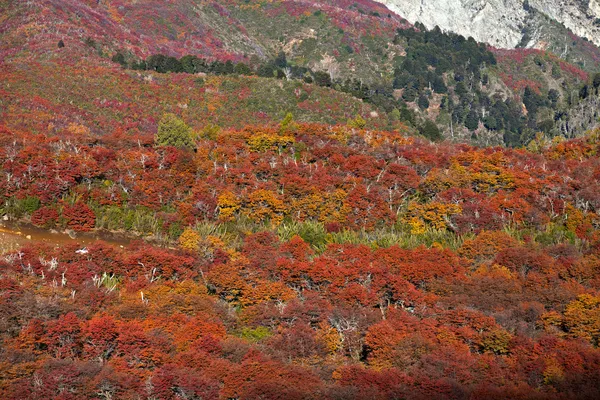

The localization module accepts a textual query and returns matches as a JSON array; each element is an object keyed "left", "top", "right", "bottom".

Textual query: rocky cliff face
[{"left": 379, "top": 0, "right": 600, "bottom": 49}]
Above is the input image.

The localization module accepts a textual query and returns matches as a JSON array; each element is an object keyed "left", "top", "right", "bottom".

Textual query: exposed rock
[{"left": 379, "top": 0, "right": 600, "bottom": 49}]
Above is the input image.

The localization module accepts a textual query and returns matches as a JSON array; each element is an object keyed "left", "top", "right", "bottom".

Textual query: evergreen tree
[
  {"left": 483, "top": 115, "right": 498, "bottom": 130},
  {"left": 579, "top": 84, "right": 590, "bottom": 100},
  {"left": 224, "top": 60, "right": 235, "bottom": 75},
  {"left": 274, "top": 51, "right": 288, "bottom": 68},
  {"left": 523, "top": 86, "right": 543, "bottom": 114},
  {"left": 454, "top": 82, "right": 467, "bottom": 97},
  {"left": 389, "top": 108, "right": 401, "bottom": 121},
  {"left": 440, "top": 96, "right": 449, "bottom": 110},
  {"left": 112, "top": 52, "right": 127, "bottom": 67},
  {"left": 465, "top": 110, "right": 479, "bottom": 131},
  {"left": 593, "top": 73, "right": 600, "bottom": 90},
  {"left": 400, "top": 106, "right": 415, "bottom": 126},
  {"left": 180, "top": 55, "right": 199, "bottom": 73},
  {"left": 313, "top": 71, "right": 332, "bottom": 87},
  {"left": 419, "top": 120, "right": 442, "bottom": 142},
  {"left": 402, "top": 85, "right": 418, "bottom": 102},
  {"left": 418, "top": 94, "right": 430, "bottom": 110},
  {"left": 257, "top": 64, "right": 275, "bottom": 78},
  {"left": 432, "top": 75, "right": 447, "bottom": 93},
  {"left": 147, "top": 55, "right": 166, "bottom": 72},
  {"left": 548, "top": 89, "right": 560, "bottom": 107},
  {"left": 280, "top": 112, "right": 298, "bottom": 133},
  {"left": 234, "top": 62, "right": 252, "bottom": 75}
]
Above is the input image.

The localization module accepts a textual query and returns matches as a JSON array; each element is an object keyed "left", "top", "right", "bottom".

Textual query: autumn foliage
[
  {"left": 62, "top": 202, "right": 97, "bottom": 232},
  {"left": 2, "top": 1, "right": 600, "bottom": 396}
]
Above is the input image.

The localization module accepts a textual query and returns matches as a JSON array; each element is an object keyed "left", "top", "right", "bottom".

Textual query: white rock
[{"left": 379, "top": 0, "right": 600, "bottom": 49}]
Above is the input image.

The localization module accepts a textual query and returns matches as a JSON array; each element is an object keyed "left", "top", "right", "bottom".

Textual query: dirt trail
[{"left": 0, "top": 223, "right": 131, "bottom": 254}]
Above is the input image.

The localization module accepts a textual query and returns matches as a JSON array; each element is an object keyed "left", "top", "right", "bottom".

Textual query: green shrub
[
  {"left": 240, "top": 326, "right": 272, "bottom": 342},
  {"left": 155, "top": 113, "right": 195, "bottom": 149}
]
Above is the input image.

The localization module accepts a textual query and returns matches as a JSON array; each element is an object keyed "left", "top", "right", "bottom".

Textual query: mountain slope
[
  {"left": 0, "top": 0, "right": 597, "bottom": 146},
  {"left": 0, "top": 0, "right": 410, "bottom": 84},
  {"left": 1, "top": 4, "right": 600, "bottom": 397},
  {"left": 379, "top": 0, "right": 600, "bottom": 71},
  {"left": 0, "top": 53, "right": 388, "bottom": 137}
]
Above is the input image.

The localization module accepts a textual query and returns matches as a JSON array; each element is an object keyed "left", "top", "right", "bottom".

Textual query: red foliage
[
  {"left": 31, "top": 206, "right": 59, "bottom": 227},
  {"left": 346, "top": 184, "right": 393, "bottom": 230},
  {"left": 62, "top": 202, "right": 96, "bottom": 231},
  {"left": 45, "top": 312, "right": 83, "bottom": 359}
]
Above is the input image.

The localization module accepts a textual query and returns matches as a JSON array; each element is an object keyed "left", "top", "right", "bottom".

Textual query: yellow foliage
[
  {"left": 170, "top": 280, "right": 209, "bottom": 296},
  {"left": 539, "top": 310, "right": 563, "bottom": 331},
  {"left": 288, "top": 190, "right": 350, "bottom": 223},
  {"left": 490, "top": 264, "right": 514, "bottom": 279},
  {"left": 543, "top": 358, "right": 565, "bottom": 385},
  {"left": 404, "top": 201, "right": 462, "bottom": 231},
  {"left": 473, "top": 264, "right": 514, "bottom": 279},
  {"left": 328, "top": 126, "right": 351, "bottom": 144},
  {"left": 562, "top": 294, "right": 600, "bottom": 344},
  {"left": 435, "top": 327, "right": 465, "bottom": 348},
  {"left": 217, "top": 191, "right": 241, "bottom": 222},
  {"left": 470, "top": 169, "right": 514, "bottom": 193},
  {"left": 200, "top": 123, "right": 221, "bottom": 140},
  {"left": 526, "top": 132, "right": 550, "bottom": 154},
  {"left": 206, "top": 235, "right": 225, "bottom": 248},
  {"left": 318, "top": 189, "right": 350, "bottom": 223},
  {"left": 290, "top": 193, "right": 322, "bottom": 220},
  {"left": 66, "top": 123, "right": 91, "bottom": 136},
  {"left": 244, "top": 189, "right": 286, "bottom": 226},
  {"left": 316, "top": 321, "right": 342, "bottom": 355},
  {"left": 421, "top": 168, "right": 459, "bottom": 194},
  {"left": 407, "top": 216, "right": 426, "bottom": 235},
  {"left": 564, "top": 203, "right": 588, "bottom": 233},
  {"left": 347, "top": 114, "right": 366, "bottom": 129},
  {"left": 280, "top": 112, "right": 299, "bottom": 133},
  {"left": 359, "top": 127, "right": 413, "bottom": 148},
  {"left": 459, "top": 230, "right": 520, "bottom": 266},
  {"left": 541, "top": 294, "right": 600, "bottom": 345},
  {"left": 195, "top": 234, "right": 231, "bottom": 262},
  {"left": 480, "top": 328, "right": 512, "bottom": 355},
  {"left": 178, "top": 228, "right": 201, "bottom": 252},
  {"left": 427, "top": 151, "right": 516, "bottom": 193},
  {"left": 242, "top": 280, "right": 295, "bottom": 307},
  {"left": 107, "top": 4, "right": 124, "bottom": 23},
  {"left": 247, "top": 133, "right": 295, "bottom": 152}
]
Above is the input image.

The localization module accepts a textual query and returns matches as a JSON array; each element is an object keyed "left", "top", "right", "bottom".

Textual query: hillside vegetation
[
  {"left": 2, "top": 0, "right": 600, "bottom": 145},
  {"left": 1, "top": 121, "right": 600, "bottom": 398},
  {"left": 2, "top": 1, "right": 600, "bottom": 399}
]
